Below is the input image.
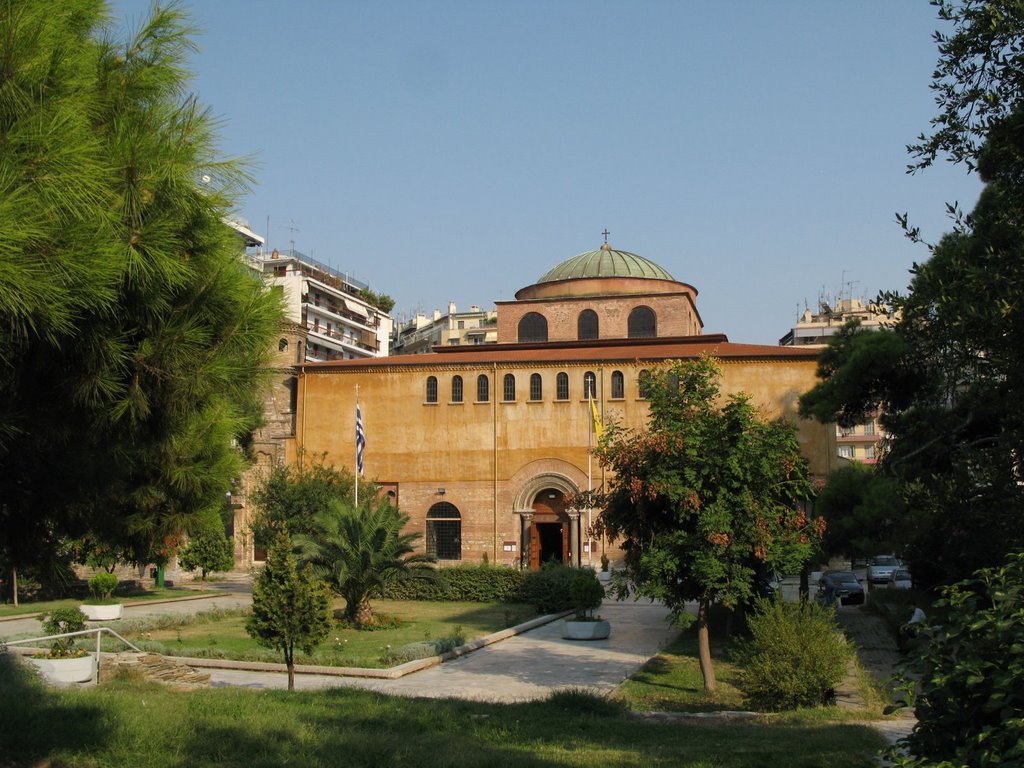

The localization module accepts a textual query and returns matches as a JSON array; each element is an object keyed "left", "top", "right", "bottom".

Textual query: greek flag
[{"left": 355, "top": 404, "right": 365, "bottom": 476}]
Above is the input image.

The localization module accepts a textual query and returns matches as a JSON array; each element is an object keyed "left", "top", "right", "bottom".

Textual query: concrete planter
[
  {"left": 562, "top": 619, "right": 611, "bottom": 640},
  {"left": 597, "top": 571, "right": 611, "bottom": 584},
  {"left": 27, "top": 655, "right": 96, "bottom": 684},
  {"left": 80, "top": 603, "right": 123, "bottom": 621}
]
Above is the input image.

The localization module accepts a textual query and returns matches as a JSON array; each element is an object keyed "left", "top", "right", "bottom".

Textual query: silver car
[
  {"left": 886, "top": 568, "right": 913, "bottom": 590},
  {"left": 866, "top": 555, "right": 901, "bottom": 585}
]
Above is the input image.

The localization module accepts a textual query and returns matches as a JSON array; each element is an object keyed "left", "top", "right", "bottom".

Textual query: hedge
[{"left": 381, "top": 565, "right": 526, "bottom": 603}]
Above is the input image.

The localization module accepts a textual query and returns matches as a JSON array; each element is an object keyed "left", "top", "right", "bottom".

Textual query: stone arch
[
  {"left": 511, "top": 471, "right": 579, "bottom": 511},
  {"left": 512, "top": 471, "right": 584, "bottom": 569}
]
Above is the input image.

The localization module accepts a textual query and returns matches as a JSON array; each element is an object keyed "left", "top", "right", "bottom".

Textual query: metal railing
[{"left": 4, "top": 627, "right": 142, "bottom": 685}]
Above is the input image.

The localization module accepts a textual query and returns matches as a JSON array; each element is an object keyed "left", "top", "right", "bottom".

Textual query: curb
[
  {"left": 151, "top": 610, "right": 574, "bottom": 680},
  {"left": 0, "top": 592, "right": 234, "bottom": 623}
]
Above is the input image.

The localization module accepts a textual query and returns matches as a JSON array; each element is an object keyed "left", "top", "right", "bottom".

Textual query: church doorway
[{"left": 529, "top": 488, "right": 570, "bottom": 569}]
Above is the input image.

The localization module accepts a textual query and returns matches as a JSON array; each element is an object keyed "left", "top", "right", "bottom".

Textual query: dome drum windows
[
  {"left": 628, "top": 306, "right": 657, "bottom": 339},
  {"left": 517, "top": 312, "right": 548, "bottom": 343},
  {"left": 577, "top": 309, "right": 599, "bottom": 340}
]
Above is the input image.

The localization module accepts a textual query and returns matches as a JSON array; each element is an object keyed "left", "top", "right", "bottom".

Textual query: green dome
[{"left": 537, "top": 243, "right": 675, "bottom": 283}]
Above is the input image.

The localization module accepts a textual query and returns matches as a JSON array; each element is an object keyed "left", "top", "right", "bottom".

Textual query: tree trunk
[
  {"left": 12, "top": 566, "right": 17, "bottom": 607},
  {"left": 355, "top": 595, "right": 373, "bottom": 625},
  {"left": 697, "top": 597, "right": 717, "bottom": 693},
  {"left": 286, "top": 644, "right": 295, "bottom": 691}
]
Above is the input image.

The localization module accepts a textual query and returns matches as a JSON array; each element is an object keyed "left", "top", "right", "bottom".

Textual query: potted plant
[
  {"left": 28, "top": 607, "right": 96, "bottom": 684},
  {"left": 80, "top": 572, "right": 123, "bottom": 620},
  {"left": 598, "top": 552, "right": 611, "bottom": 583},
  {"left": 562, "top": 570, "right": 611, "bottom": 640}
]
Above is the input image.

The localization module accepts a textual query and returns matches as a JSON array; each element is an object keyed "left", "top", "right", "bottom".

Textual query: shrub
[
  {"left": 381, "top": 565, "right": 526, "bottom": 603},
  {"left": 569, "top": 571, "right": 604, "bottom": 619},
  {"left": 381, "top": 628, "right": 466, "bottom": 665},
  {"left": 732, "top": 598, "right": 852, "bottom": 711},
  {"left": 40, "top": 607, "right": 88, "bottom": 658},
  {"left": 888, "top": 552, "right": 1024, "bottom": 768},
  {"left": 522, "top": 563, "right": 578, "bottom": 614},
  {"left": 87, "top": 572, "right": 119, "bottom": 604}
]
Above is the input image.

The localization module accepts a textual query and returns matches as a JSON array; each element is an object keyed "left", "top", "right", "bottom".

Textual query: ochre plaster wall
[{"left": 287, "top": 356, "right": 832, "bottom": 567}]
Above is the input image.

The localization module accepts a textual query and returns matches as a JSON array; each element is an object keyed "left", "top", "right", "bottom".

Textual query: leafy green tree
[
  {"left": 597, "top": 357, "right": 820, "bottom": 692},
  {"left": 0, "top": 0, "right": 282, "bottom": 592},
  {"left": 889, "top": 552, "right": 1024, "bottom": 767},
  {"left": 814, "top": 463, "right": 907, "bottom": 562},
  {"left": 178, "top": 509, "right": 234, "bottom": 581},
  {"left": 249, "top": 456, "right": 354, "bottom": 550},
  {"left": 246, "top": 529, "right": 333, "bottom": 691},
  {"left": 294, "top": 496, "right": 434, "bottom": 625},
  {"left": 801, "top": 0, "right": 1024, "bottom": 589},
  {"left": 909, "top": 0, "right": 1024, "bottom": 172}
]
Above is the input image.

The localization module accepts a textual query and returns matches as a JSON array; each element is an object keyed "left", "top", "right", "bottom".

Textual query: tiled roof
[{"left": 299, "top": 335, "right": 820, "bottom": 372}]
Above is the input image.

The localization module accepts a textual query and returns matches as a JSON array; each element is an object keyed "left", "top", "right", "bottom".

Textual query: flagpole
[
  {"left": 587, "top": 391, "right": 593, "bottom": 569},
  {"left": 355, "top": 385, "right": 360, "bottom": 506}
]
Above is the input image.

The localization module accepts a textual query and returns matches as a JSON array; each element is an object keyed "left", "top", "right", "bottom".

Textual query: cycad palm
[{"left": 294, "top": 498, "right": 434, "bottom": 624}]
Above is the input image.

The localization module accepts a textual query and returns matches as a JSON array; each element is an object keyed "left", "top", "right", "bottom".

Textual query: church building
[{"left": 242, "top": 241, "right": 834, "bottom": 569}]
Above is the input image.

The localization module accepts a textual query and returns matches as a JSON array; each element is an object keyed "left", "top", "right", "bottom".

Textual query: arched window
[
  {"left": 611, "top": 370, "right": 625, "bottom": 399},
  {"left": 477, "top": 374, "right": 489, "bottom": 402},
  {"left": 638, "top": 369, "right": 652, "bottom": 399},
  {"left": 583, "top": 371, "right": 597, "bottom": 399},
  {"left": 628, "top": 306, "right": 657, "bottom": 338},
  {"left": 425, "top": 376, "right": 438, "bottom": 403},
  {"left": 426, "top": 502, "right": 461, "bottom": 560},
  {"left": 577, "top": 309, "right": 599, "bottom": 340},
  {"left": 503, "top": 374, "right": 516, "bottom": 402},
  {"left": 518, "top": 312, "right": 548, "bottom": 343},
  {"left": 451, "top": 375, "right": 463, "bottom": 403},
  {"left": 556, "top": 372, "right": 569, "bottom": 401},
  {"left": 529, "top": 373, "right": 543, "bottom": 401},
  {"left": 278, "top": 338, "right": 288, "bottom": 352}
]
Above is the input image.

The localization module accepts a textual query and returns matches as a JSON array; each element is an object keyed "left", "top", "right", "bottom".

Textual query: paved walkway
[
  {"left": 2, "top": 573, "right": 916, "bottom": 764},
  {"left": 208, "top": 599, "right": 677, "bottom": 699}
]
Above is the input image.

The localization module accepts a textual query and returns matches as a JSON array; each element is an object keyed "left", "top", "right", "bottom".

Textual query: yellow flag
[{"left": 590, "top": 395, "right": 604, "bottom": 441}]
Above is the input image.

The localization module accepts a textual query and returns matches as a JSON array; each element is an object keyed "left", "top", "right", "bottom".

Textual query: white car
[
  {"left": 886, "top": 568, "right": 913, "bottom": 590},
  {"left": 866, "top": 555, "right": 901, "bottom": 585}
]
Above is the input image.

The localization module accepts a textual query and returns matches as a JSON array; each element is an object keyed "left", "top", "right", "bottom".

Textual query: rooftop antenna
[{"left": 285, "top": 219, "right": 300, "bottom": 255}]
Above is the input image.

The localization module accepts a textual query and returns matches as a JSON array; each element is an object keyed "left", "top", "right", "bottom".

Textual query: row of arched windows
[
  {"left": 424, "top": 370, "right": 653, "bottom": 404},
  {"left": 518, "top": 306, "right": 657, "bottom": 343}
]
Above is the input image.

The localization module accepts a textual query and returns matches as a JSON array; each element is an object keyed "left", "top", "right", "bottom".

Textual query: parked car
[
  {"left": 866, "top": 555, "right": 901, "bottom": 585},
  {"left": 817, "top": 570, "right": 865, "bottom": 605},
  {"left": 886, "top": 568, "right": 913, "bottom": 590}
]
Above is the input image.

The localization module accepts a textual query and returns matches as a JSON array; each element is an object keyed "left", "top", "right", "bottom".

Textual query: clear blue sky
[{"left": 111, "top": 1, "right": 981, "bottom": 345}]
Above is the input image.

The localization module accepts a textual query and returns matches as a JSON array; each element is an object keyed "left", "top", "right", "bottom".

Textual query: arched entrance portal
[{"left": 530, "top": 488, "right": 569, "bottom": 568}]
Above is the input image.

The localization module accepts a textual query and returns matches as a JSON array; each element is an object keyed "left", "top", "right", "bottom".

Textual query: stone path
[{"left": 834, "top": 605, "right": 916, "bottom": 762}]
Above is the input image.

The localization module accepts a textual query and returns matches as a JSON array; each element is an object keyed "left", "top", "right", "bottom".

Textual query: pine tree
[
  {"left": 0, "top": 1, "right": 282, "bottom": 597},
  {"left": 246, "top": 530, "right": 333, "bottom": 690}
]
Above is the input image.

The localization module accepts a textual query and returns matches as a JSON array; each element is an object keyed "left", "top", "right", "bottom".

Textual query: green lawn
[
  {"left": 0, "top": 655, "right": 890, "bottom": 768},
  {"left": 120, "top": 600, "right": 537, "bottom": 668},
  {"left": 616, "top": 630, "right": 747, "bottom": 713},
  {"left": 0, "top": 587, "right": 223, "bottom": 618},
  {"left": 616, "top": 626, "right": 890, "bottom": 722}
]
